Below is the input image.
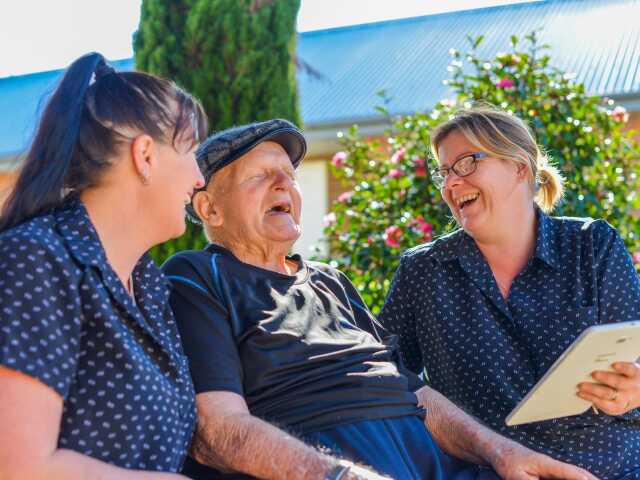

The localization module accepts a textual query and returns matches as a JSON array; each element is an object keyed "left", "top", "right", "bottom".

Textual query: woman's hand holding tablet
[
  {"left": 577, "top": 361, "right": 640, "bottom": 415},
  {"left": 506, "top": 321, "right": 640, "bottom": 426}
]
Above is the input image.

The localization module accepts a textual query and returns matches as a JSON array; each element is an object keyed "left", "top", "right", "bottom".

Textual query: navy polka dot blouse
[
  {"left": 380, "top": 209, "right": 640, "bottom": 479},
  {"left": 0, "top": 198, "right": 196, "bottom": 472}
]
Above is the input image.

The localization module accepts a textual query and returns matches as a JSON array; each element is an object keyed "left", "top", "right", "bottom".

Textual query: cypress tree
[
  {"left": 134, "top": 1, "right": 194, "bottom": 90},
  {"left": 134, "top": 0, "right": 302, "bottom": 261},
  {"left": 184, "top": 0, "right": 302, "bottom": 130}
]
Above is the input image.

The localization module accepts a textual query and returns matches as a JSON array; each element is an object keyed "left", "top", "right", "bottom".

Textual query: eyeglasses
[{"left": 430, "top": 152, "right": 488, "bottom": 189}]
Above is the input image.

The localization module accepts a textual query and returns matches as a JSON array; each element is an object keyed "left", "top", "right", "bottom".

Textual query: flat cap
[{"left": 186, "top": 118, "right": 306, "bottom": 223}]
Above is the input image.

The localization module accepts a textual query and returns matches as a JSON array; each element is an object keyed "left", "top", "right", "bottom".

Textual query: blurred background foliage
[{"left": 317, "top": 32, "right": 640, "bottom": 313}]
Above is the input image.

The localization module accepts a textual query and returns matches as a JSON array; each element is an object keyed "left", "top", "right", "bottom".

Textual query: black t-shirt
[{"left": 163, "top": 244, "right": 424, "bottom": 436}]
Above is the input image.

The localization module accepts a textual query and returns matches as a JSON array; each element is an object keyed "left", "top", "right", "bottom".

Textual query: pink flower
[
  {"left": 415, "top": 166, "right": 427, "bottom": 177},
  {"left": 413, "top": 157, "right": 425, "bottom": 167},
  {"left": 384, "top": 225, "right": 402, "bottom": 248},
  {"left": 611, "top": 106, "right": 629, "bottom": 123},
  {"left": 388, "top": 169, "right": 403, "bottom": 178},
  {"left": 323, "top": 212, "right": 337, "bottom": 226},
  {"left": 390, "top": 147, "right": 406, "bottom": 164},
  {"left": 337, "top": 191, "right": 353, "bottom": 203},
  {"left": 421, "top": 223, "right": 433, "bottom": 241},
  {"left": 633, "top": 252, "right": 640, "bottom": 264},
  {"left": 496, "top": 78, "right": 515, "bottom": 89},
  {"left": 332, "top": 151, "right": 347, "bottom": 168},
  {"left": 411, "top": 216, "right": 434, "bottom": 241}
]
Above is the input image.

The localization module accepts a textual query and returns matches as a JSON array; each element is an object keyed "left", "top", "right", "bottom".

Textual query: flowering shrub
[{"left": 317, "top": 32, "right": 640, "bottom": 313}]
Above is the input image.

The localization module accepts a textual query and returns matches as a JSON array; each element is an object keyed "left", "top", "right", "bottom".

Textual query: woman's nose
[
  {"left": 443, "top": 170, "right": 463, "bottom": 190},
  {"left": 193, "top": 164, "right": 205, "bottom": 189}
]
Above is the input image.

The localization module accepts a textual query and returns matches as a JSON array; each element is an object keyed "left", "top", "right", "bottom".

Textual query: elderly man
[{"left": 162, "top": 119, "right": 595, "bottom": 480}]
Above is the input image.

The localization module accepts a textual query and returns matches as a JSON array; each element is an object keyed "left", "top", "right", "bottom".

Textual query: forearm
[
  {"left": 416, "top": 385, "right": 509, "bottom": 466},
  {"left": 192, "top": 411, "right": 335, "bottom": 479},
  {"left": 4, "top": 448, "right": 187, "bottom": 480}
]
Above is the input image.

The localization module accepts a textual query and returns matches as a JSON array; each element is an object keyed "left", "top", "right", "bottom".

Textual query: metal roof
[
  {"left": 1, "top": 0, "right": 639, "bottom": 157},
  {"left": 297, "top": 0, "right": 640, "bottom": 125}
]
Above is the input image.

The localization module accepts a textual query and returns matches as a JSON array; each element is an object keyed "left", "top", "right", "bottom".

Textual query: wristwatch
[{"left": 325, "top": 460, "right": 351, "bottom": 480}]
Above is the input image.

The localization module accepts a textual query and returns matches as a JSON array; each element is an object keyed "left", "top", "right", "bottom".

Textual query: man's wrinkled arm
[
  {"left": 416, "top": 386, "right": 597, "bottom": 480},
  {"left": 415, "top": 385, "right": 492, "bottom": 465},
  {"left": 193, "top": 391, "right": 388, "bottom": 480},
  {"left": 193, "top": 391, "right": 332, "bottom": 478}
]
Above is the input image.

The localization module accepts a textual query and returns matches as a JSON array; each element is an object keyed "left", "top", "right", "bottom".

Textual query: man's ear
[
  {"left": 131, "top": 134, "right": 155, "bottom": 184},
  {"left": 193, "top": 190, "right": 224, "bottom": 228}
]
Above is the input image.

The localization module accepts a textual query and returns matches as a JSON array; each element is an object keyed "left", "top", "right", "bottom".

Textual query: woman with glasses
[
  {"left": 379, "top": 106, "right": 640, "bottom": 479},
  {"left": 0, "top": 52, "right": 206, "bottom": 478}
]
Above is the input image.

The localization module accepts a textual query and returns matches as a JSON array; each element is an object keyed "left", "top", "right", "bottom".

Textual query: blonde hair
[{"left": 430, "top": 106, "right": 564, "bottom": 213}]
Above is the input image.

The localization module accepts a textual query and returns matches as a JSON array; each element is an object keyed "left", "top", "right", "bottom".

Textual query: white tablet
[{"left": 505, "top": 320, "right": 640, "bottom": 426}]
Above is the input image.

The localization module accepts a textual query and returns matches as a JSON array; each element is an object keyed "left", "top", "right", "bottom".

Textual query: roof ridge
[
  {"left": 299, "top": 0, "right": 546, "bottom": 37},
  {"left": 0, "top": 57, "right": 133, "bottom": 83}
]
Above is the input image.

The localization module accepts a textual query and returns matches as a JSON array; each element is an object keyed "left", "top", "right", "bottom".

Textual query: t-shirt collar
[{"left": 207, "top": 242, "right": 309, "bottom": 284}]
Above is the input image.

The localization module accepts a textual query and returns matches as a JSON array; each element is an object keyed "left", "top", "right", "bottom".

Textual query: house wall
[
  {"left": 293, "top": 157, "right": 329, "bottom": 257},
  {"left": 627, "top": 111, "right": 640, "bottom": 136},
  {"left": 0, "top": 170, "right": 17, "bottom": 208}
]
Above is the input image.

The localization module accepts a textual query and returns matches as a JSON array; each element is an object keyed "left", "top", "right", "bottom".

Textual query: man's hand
[
  {"left": 488, "top": 440, "right": 598, "bottom": 480},
  {"left": 414, "top": 385, "right": 598, "bottom": 480},
  {"left": 577, "top": 362, "right": 640, "bottom": 415}
]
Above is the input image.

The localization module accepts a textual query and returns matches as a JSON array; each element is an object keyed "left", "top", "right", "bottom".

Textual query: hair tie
[{"left": 89, "top": 61, "right": 116, "bottom": 85}]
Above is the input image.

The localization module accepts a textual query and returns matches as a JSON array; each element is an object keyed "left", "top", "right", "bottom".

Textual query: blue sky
[{"left": 1, "top": 0, "right": 536, "bottom": 77}]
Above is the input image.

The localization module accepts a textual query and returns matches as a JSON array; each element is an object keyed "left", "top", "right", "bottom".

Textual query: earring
[{"left": 140, "top": 173, "right": 150, "bottom": 185}]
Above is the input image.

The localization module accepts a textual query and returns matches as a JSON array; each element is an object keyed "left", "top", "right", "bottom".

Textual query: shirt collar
[
  {"left": 55, "top": 196, "right": 110, "bottom": 269},
  {"left": 428, "top": 206, "right": 559, "bottom": 270},
  {"left": 55, "top": 196, "right": 170, "bottom": 299},
  {"left": 55, "top": 196, "right": 175, "bottom": 356},
  {"left": 532, "top": 208, "right": 560, "bottom": 270}
]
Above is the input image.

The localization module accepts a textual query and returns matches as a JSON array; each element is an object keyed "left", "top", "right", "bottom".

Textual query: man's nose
[{"left": 273, "top": 170, "right": 294, "bottom": 188}]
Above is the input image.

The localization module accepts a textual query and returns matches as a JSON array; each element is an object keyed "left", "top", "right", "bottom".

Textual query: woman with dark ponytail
[{"left": 0, "top": 52, "right": 207, "bottom": 478}]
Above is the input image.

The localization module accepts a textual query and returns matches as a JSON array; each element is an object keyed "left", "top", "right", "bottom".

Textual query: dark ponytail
[{"left": 0, "top": 52, "right": 207, "bottom": 233}]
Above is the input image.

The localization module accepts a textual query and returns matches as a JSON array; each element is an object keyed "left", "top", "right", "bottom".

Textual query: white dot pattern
[
  {"left": 380, "top": 211, "right": 640, "bottom": 478},
  {"left": 0, "top": 199, "right": 196, "bottom": 472}
]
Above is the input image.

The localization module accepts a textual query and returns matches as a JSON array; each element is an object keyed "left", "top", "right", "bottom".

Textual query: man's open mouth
[{"left": 267, "top": 202, "right": 292, "bottom": 214}]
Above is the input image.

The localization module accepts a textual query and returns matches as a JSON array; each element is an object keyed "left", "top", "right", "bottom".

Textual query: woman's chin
[
  {"left": 457, "top": 212, "right": 483, "bottom": 237},
  {"left": 161, "top": 217, "right": 188, "bottom": 243}
]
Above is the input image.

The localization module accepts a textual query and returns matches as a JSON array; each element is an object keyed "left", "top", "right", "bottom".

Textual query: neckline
[{"left": 206, "top": 243, "right": 310, "bottom": 285}]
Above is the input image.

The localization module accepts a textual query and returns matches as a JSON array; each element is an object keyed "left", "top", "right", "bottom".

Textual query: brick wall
[{"left": 626, "top": 111, "right": 640, "bottom": 138}]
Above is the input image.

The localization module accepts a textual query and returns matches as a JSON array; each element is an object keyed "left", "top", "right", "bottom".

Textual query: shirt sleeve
[
  {"left": 591, "top": 220, "right": 640, "bottom": 323},
  {"left": 378, "top": 255, "right": 425, "bottom": 377},
  {"left": 336, "top": 268, "right": 425, "bottom": 391},
  {"left": 0, "top": 232, "right": 82, "bottom": 398},
  {"left": 590, "top": 221, "right": 640, "bottom": 420},
  {"left": 162, "top": 254, "right": 244, "bottom": 396}
]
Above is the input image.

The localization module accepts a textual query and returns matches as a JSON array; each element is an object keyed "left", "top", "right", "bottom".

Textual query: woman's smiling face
[{"left": 437, "top": 129, "right": 525, "bottom": 238}]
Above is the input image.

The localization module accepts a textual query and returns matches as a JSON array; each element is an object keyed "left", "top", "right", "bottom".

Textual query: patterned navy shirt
[
  {"left": 0, "top": 198, "right": 196, "bottom": 472},
  {"left": 380, "top": 210, "right": 640, "bottom": 479}
]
